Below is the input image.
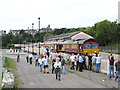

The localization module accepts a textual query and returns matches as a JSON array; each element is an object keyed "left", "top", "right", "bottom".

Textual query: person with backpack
[{"left": 108, "top": 54, "right": 115, "bottom": 78}]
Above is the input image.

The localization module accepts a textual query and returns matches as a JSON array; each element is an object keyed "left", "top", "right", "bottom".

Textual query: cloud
[{"left": 0, "top": 0, "right": 119, "bottom": 32}]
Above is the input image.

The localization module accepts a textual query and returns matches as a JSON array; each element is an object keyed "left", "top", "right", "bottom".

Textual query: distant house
[
  {"left": 9, "top": 29, "right": 38, "bottom": 36},
  {"left": 9, "top": 24, "right": 52, "bottom": 36},
  {"left": 0, "top": 30, "right": 6, "bottom": 36}
]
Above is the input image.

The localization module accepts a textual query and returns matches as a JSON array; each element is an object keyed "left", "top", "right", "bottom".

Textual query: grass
[{"left": 3, "top": 57, "right": 20, "bottom": 88}]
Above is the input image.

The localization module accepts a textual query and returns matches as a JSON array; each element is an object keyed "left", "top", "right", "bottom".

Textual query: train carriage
[{"left": 56, "top": 38, "right": 99, "bottom": 55}]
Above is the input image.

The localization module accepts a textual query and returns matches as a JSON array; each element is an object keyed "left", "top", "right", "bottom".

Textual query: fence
[
  {"left": 0, "top": 49, "right": 6, "bottom": 89},
  {"left": 99, "top": 46, "right": 120, "bottom": 53}
]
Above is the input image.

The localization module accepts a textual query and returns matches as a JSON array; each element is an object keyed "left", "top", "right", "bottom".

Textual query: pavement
[{"left": 5, "top": 50, "right": 119, "bottom": 88}]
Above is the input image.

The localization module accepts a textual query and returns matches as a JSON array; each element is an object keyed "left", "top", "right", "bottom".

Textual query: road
[{"left": 6, "top": 52, "right": 107, "bottom": 88}]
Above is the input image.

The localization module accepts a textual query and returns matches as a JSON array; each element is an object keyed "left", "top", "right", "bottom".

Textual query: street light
[
  {"left": 32, "top": 23, "right": 34, "bottom": 54},
  {"left": 38, "top": 17, "right": 40, "bottom": 55},
  {"left": 23, "top": 41, "right": 26, "bottom": 51},
  {"left": 28, "top": 42, "right": 29, "bottom": 53}
]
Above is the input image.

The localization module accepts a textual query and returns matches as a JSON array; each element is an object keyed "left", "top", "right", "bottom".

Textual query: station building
[{"left": 44, "top": 31, "right": 94, "bottom": 43}]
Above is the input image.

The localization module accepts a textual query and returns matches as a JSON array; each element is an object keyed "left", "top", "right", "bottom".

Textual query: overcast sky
[{"left": 0, "top": 0, "right": 119, "bottom": 33}]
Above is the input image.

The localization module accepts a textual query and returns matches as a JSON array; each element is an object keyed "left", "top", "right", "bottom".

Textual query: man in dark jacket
[
  {"left": 108, "top": 54, "right": 115, "bottom": 78},
  {"left": 52, "top": 55, "right": 57, "bottom": 74},
  {"left": 88, "top": 54, "right": 92, "bottom": 70}
]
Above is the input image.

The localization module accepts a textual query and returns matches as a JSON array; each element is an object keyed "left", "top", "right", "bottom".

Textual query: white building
[{"left": 0, "top": 30, "right": 6, "bottom": 36}]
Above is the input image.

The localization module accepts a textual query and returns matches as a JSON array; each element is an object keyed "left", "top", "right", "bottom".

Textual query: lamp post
[
  {"left": 32, "top": 23, "right": 34, "bottom": 54},
  {"left": 24, "top": 41, "right": 26, "bottom": 51},
  {"left": 28, "top": 42, "right": 29, "bottom": 53},
  {"left": 38, "top": 17, "right": 40, "bottom": 55}
]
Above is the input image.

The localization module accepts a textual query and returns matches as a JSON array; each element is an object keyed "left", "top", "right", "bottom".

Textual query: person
[
  {"left": 38, "top": 56, "right": 44, "bottom": 72},
  {"left": 108, "top": 54, "right": 115, "bottom": 78},
  {"left": 46, "top": 51, "right": 50, "bottom": 58},
  {"left": 96, "top": 54, "right": 102, "bottom": 73},
  {"left": 92, "top": 54, "right": 96, "bottom": 72},
  {"left": 17, "top": 53, "right": 20, "bottom": 62},
  {"left": 16, "top": 49, "right": 18, "bottom": 52},
  {"left": 79, "top": 54, "right": 84, "bottom": 72},
  {"left": 70, "top": 53, "right": 75, "bottom": 70},
  {"left": 35, "top": 53, "right": 39, "bottom": 66},
  {"left": 88, "top": 54, "right": 92, "bottom": 70},
  {"left": 29, "top": 52, "right": 33, "bottom": 64},
  {"left": 52, "top": 55, "right": 57, "bottom": 74},
  {"left": 10, "top": 48, "right": 12, "bottom": 52},
  {"left": 61, "top": 56, "right": 66, "bottom": 74},
  {"left": 67, "top": 55, "right": 71, "bottom": 66},
  {"left": 58, "top": 55, "right": 61, "bottom": 62},
  {"left": 25, "top": 52, "right": 29, "bottom": 63},
  {"left": 115, "top": 58, "right": 120, "bottom": 82},
  {"left": 43, "top": 56, "right": 49, "bottom": 74},
  {"left": 82, "top": 54, "right": 87, "bottom": 70},
  {"left": 76, "top": 54, "right": 79, "bottom": 70},
  {"left": 54, "top": 57, "right": 61, "bottom": 81},
  {"left": 13, "top": 48, "right": 15, "bottom": 52}
]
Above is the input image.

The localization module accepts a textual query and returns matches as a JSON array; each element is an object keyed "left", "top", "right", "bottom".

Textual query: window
[
  {"left": 84, "top": 43, "right": 90, "bottom": 49},
  {"left": 92, "top": 43, "right": 98, "bottom": 49}
]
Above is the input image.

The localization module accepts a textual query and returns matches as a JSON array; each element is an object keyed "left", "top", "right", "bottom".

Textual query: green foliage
[
  {"left": 53, "top": 28, "right": 80, "bottom": 35},
  {"left": 85, "top": 20, "right": 119, "bottom": 46},
  {"left": 6, "top": 43, "right": 14, "bottom": 49}
]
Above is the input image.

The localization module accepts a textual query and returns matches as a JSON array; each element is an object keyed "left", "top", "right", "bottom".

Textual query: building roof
[
  {"left": 48, "top": 31, "right": 93, "bottom": 41},
  {"left": 48, "top": 31, "right": 79, "bottom": 41},
  {"left": 60, "top": 38, "right": 93, "bottom": 44}
]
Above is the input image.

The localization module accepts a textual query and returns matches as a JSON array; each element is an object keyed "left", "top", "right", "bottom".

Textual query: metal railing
[{"left": 99, "top": 46, "right": 120, "bottom": 53}]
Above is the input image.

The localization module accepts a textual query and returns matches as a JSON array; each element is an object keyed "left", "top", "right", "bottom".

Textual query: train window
[
  {"left": 92, "top": 43, "right": 98, "bottom": 48},
  {"left": 59, "top": 45, "right": 62, "bottom": 50},
  {"left": 84, "top": 43, "right": 90, "bottom": 49}
]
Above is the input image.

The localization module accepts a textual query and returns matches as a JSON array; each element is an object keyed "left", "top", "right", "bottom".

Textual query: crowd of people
[
  {"left": 67, "top": 53, "right": 102, "bottom": 73},
  {"left": 16, "top": 47, "right": 120, "bottom": 82},
  {"left": 67, "top": 53, "right": 120, "bottom": 82}
]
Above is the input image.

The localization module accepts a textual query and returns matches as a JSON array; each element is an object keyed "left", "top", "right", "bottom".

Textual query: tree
[{"left": 86, "top": 20, "right": 118, "bottom": 46}]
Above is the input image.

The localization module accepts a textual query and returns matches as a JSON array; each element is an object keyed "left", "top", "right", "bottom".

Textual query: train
[
  {"left": 18, "top": 38, "right": 99, "bottom": 55},
  {"left": 40, "top": 38, "right": 99, "bottom": 55}
]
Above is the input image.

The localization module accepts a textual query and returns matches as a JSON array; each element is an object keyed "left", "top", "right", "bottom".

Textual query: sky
[{"left": 0, "top": 0, "right": 119, "bottom": 33}]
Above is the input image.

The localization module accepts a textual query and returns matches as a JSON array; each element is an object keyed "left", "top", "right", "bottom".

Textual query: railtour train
[
  {"left": 19, "top": 38, "right": 99, "bottom": 55},
  {"left": 41, "top": 38, "right": 99, "bottom": 55}
]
